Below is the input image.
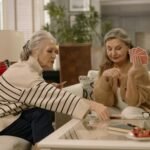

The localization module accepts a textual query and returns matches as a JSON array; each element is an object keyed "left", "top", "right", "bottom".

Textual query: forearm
[
  {"left": 125, "top": 76, "right": 139, "bottom": 106},
  {"left": 126, "top": 65, "right": 149, "bottom": 106},
  {"left": 93, "top": 76, "right": 115, "bottom": 106},
  {"left": 19, "top": 82, "right": 90, "bottom": 119}
]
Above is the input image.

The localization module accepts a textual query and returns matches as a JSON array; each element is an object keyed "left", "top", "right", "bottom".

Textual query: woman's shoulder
[{"left": 2, "top": 61, "right": 44, "bottom": 88}]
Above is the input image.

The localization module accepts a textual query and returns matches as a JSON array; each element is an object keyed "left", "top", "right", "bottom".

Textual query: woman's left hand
[
  {"left": 128, "top": 55, "right": 149, "bottom": 86},
  {"left": 128, "top": 55, "right": 147, "bottom": 77},
  {"left": 52, "top": 81, "right": 67, "bottom": 89}
]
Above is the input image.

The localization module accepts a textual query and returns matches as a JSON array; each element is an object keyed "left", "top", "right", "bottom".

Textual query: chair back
[{"left": 0, "top": 30, "right": 24, "bottom": 61}]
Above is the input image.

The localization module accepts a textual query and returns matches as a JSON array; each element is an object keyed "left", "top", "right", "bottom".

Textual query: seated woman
[
  {"left": 93, "top": 28, "right": 150, "bottom": 119},
  {"left": 0, "top": 30, "right": 110, "bottom": 145}
]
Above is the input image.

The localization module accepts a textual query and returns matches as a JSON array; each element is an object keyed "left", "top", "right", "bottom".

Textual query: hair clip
[{"left": 23, "top": 40, "right": 30, "bottom": 50}]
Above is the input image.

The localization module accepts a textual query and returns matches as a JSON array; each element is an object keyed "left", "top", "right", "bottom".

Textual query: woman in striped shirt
[{"left": 0, "top": 30, "right": 110, "bottom": 145}]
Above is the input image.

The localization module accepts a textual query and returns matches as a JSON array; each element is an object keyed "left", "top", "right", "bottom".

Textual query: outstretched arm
[{"left": 0, "top": 76, "right": 110, "bottom": 120}]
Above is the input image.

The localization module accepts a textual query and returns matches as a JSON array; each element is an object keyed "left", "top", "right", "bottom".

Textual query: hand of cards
[{"left": 129, "top": 47, "right": 149, "bottom": 65}]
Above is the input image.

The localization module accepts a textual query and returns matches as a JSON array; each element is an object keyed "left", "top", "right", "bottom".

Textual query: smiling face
[
  {"left": 105, "top": 38, "right": 129, "bottom": 65},
  {"left": 38, "top": 39, "right": 58, "bottom": 70}
]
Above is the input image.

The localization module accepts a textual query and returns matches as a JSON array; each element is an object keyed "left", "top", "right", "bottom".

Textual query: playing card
[
  {"left": 129, "top": 48, "right": 137, "bottom": 63},
  {"left": 139, "top": 55, "right": 148, "bottom": 64},
  {"left": 135, "top": 47, "right": 147, "bottom": 55},
  {"left": 129, "top": 49, "right": 134, "bottom": 62},
  {"left": 129, "top": 47, "right": 148, "bottom": 65}
]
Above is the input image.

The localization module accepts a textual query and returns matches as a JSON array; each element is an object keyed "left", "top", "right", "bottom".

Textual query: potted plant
[
  {"left": 43, "top": 2, "right": 111, "bottom": 86},
  {"left": 43, "top": 2, "right": 101, "bottom": 44}
]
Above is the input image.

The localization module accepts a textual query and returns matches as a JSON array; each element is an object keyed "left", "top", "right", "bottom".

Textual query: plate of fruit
[
  {"left": 126, "top": 127, "right": 150, "bottom": 141},
  {"left": 127, "top": 127, "right": 150, "bottom": 141}
]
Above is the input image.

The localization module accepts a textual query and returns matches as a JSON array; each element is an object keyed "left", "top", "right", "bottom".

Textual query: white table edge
[{"left": 37, "top": 119, "right": 150, "bottom": 150}]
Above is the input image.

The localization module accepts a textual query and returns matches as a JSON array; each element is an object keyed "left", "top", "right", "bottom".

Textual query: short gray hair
[
  {"left": 104, "top": 28, "right": 133, "bottom": 48},
  {"left": 20, "top": 30, "right": 57, "bottom": 61}
]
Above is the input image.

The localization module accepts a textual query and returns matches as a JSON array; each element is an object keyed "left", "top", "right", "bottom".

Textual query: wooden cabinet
[{"left": 59, "top": 43, "right": 92, "bottom": 86}]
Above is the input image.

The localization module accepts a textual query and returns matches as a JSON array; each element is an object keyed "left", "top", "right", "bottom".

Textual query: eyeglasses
[{"left": 142, "top": 112, "right": 150, "bottom": 119}]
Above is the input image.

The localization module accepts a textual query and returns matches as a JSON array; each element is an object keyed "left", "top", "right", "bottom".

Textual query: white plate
[{"left": 126, "top": 132, "right": 150, "bottom": 141}]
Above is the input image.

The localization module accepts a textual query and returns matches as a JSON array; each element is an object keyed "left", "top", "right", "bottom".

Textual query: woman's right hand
[
  {"left": 102, "top": 68, "right": 120, "bottom": 79},
  {"left": 102, "top": 68, "right": 121, "bottom": 91},
  {"left": 89, "top": 101, "right": 110, "bottom": 120}
]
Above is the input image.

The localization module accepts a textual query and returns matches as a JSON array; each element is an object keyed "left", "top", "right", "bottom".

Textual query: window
[{"left": 44, "top": 0, "right": 50, "bottom": 25}]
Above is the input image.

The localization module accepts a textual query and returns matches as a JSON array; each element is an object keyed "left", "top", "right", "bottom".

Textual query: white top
[
  {"left": 116, "top": 88, "right": 127, "bottom": 110},
  {"left": 0, "top": 56, "right": 89, "bottom": 131}
]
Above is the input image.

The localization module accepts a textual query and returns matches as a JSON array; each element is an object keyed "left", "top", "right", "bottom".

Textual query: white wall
[
  {"left": 101, "top": 0, "right": 150, "bottom": 46},
  {"left": 0, "top": 30, "right": 24, "bottom": 61},
  {"left": 103, "top": 15, "right": 150, "bottom": 46}
]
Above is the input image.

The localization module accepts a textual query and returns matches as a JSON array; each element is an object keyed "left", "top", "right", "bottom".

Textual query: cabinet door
[{"left": 59, "top": 44, "right": 91, "bottom": 86}]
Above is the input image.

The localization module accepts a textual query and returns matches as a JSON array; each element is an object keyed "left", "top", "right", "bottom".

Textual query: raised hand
[
  {"left": 128, "top": 56, "right": 148, "bottom": 78},
  {"left": 129, "top": 47, "right": 148, "bottom": 65}
]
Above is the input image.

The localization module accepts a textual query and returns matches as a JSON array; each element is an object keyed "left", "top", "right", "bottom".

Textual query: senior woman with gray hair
[{"left": 0, "top": 30, "right": 109, "bottom": 145}]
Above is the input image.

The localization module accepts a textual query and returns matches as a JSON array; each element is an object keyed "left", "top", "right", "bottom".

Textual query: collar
[{"left": 27, "top": 56, "right": 43, "bottom": 74}]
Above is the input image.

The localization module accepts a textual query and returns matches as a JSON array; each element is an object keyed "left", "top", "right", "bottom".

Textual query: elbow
[
  {"left": 127, "top": 101, "right": 138, "bottom": 106},
  {"left": 93, "top": 80, "right": 114, "bottom": 106},
  {"left": 125, "top": 90, "right": 139, "bottom": 106},
  {"left": 125, "top": 96, "right": 139, "bottom": 106},
  {"left": 95, "top": 98, "right": 114, "bottom": 107},
  {"left": 93, "top": 92, "right": 114, "bottom": 107}
]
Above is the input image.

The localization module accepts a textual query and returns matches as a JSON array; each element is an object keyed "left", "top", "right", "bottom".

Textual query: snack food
[{"left": 131, "top": 127, "right": 150, "bottom": 138}]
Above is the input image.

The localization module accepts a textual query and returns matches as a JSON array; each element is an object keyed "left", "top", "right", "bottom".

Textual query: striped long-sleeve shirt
[{"left": 0, "top": 57, "right": 89, "bottom": 130}]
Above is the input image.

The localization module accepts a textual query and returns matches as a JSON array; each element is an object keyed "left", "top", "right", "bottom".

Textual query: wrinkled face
[
  {"left": 105, "top": 38, "right": 129, "bottom": 65},
  {"left": 38, "top": 39, "right": 58, "bottom": 70}
]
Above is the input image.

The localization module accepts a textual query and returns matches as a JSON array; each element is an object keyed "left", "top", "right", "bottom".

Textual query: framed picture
[{"left": 69, "top": 0, "right": 90, "bottom": 12}]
